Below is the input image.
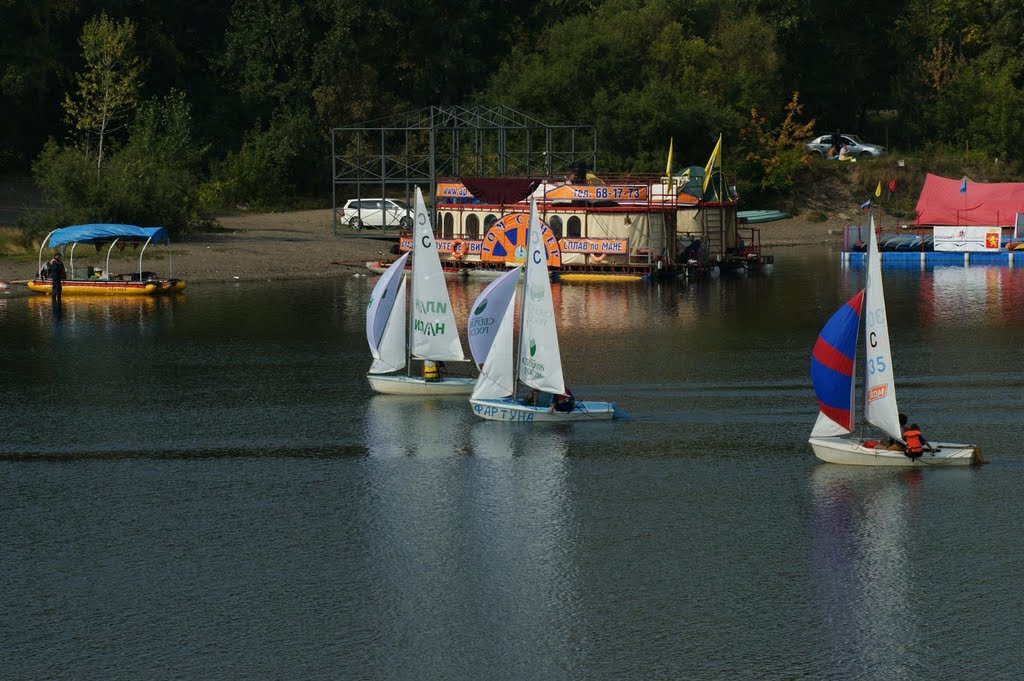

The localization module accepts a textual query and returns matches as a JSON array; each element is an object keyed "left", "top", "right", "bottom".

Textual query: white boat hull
[
  {"left": 470, "top": 397, "right": 617, "bottom": 422},
  {"left": 368, "top": 374, "right": 476, "bottom": 395},
  {"left": 809, "top": 436, "right": 983, "bottom": 467}
]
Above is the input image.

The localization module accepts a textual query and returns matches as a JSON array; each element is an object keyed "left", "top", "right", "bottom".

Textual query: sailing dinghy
[
  {"left": 365, "top": 187, "right": 475, "bottom": 395},
  {"left": 808, "top": 216, "right": 982, "bottom": 466},
  {"left": 467, "top": 198, "right": 618, "bottom": 421}
]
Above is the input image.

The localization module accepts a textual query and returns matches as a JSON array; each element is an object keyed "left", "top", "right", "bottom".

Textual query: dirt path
[
  {"left": 1, "top": 207, "right": 861, "bottom": 286},
  {"left": 0, "top": 209, "right": 390, "bottom": 285}
]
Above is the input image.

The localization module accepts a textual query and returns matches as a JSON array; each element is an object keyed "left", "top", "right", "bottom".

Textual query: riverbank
[{"left": 0, "top": 206, "right": 872, "bottom": 286}]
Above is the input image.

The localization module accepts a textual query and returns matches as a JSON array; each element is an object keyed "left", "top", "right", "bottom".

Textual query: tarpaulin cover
[
  {"left": 459, "top": 178, "right": 541, "bottom": 205},
  {"left": 47, "top": 224, "right": 170, "bottom": 248},
  {"left": 914, "top": 174, "right": 1024, "bottom": 227}
]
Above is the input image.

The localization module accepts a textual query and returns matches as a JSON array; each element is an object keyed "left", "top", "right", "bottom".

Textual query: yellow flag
[
  {"left": 665, "top": 138, "right": 674, "bottom": 176},
  {"left": 875, "top": 181, "right": 882, "bottom": 197},
  {"left": 702, "top": 134, "right": 722, "bottom": 193}
]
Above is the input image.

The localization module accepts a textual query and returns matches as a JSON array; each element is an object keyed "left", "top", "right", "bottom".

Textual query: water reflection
[
  {"left": 24, "top": 293, "right": 174, "bottom": 337},
  {"left": 809, "top": 465, "right": 925, "bottom": 676},
  {"left": 364, "top": 395, "right": 472, "bottom": 457},
  {"left": 841, "top": 261, "right": 1024, "bottom": 327},
  {"left": 921, "top": 266, "right": 1024, "bottom": 327},
  {"left": 361, "top": 395, "right": 575, "bottom": 677}
]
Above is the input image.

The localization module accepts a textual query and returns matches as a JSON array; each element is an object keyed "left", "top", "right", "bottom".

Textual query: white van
[{"left": 341, "top": 198, "right": 413, "bottom": 230}]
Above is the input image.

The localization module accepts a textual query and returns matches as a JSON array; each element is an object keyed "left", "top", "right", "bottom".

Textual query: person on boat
[
  {"left": 548, "top": 388, "right": 576, "bottom": 413},
  {"left": 523, "top": 388, "right": 555, "bottom": 408},
  {"left": 886, "top": 413, "right": 909, "bottom": 450},
  {"left": 422, "top": 360, "right": 441, "bottom": 382},
  {"left": 903, "top": 423, "right": 929, "bottom": 459},
  {"left": 47, "top": 253, "right": 66, "bottom": 303}
]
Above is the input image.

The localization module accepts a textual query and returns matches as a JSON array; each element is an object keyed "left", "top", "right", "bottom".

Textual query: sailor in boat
[
  {"left": 523, "top": 388, "right": 553, "bottom": 409},
  {"left": 883, "top": 413, "right": 909, "bottom": 451},
  {"left": 547, "top": 388, "right": 576, "bottom": 414},
  {"left": 903, "top": 424, "right": 929, "bottom": 459},
  {"left": 423, "top": 360, "right": 441, "bottom": 382}
]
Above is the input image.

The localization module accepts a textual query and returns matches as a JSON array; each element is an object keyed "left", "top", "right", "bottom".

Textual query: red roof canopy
[
  {"left": 914, "top": 173, "right": 1024, "bottom": 227},
  {"left": 460, "top": 178, "right": 541, "bottom": 205}
]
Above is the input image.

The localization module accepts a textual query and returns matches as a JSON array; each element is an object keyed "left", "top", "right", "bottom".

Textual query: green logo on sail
[
  {"left": 475, "top": 299, "right": 488, "bottom": 315},
  {"left": 530, "top": 339, "right": 537, "bottom": 357}
]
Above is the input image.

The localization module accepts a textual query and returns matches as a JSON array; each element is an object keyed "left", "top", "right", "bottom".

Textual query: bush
[
  {"left": 25, "top": 92, "right": 209, "bottom": 237},
  {"left": 203, "top": 108, "right": 321, "bottom": 211}
]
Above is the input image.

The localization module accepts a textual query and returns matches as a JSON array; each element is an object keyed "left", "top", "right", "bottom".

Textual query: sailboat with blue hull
[{"left": 467, "top": 198, "right": 619, "bottom": 421}]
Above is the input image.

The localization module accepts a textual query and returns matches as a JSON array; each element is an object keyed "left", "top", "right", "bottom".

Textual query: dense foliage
[{"left": 2, "top": 0, "right": 1023, "bottom": 233}]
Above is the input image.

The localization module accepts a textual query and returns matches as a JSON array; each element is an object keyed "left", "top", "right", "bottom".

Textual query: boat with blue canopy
[{"left": 28, "top": 223, "right": 186, "bottom": 295}]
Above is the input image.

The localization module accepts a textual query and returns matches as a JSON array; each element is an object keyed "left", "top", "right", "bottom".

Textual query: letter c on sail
[
  {"left": 869, "top": 330, "right": 877, "bottom": 348},
  {"left": 452, "top": 239, "right": 467, "bottom": 260}
]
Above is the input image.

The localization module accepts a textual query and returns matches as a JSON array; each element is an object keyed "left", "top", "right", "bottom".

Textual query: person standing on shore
[{"left": 48, "top": 253, "right": 66, "bottom": 303}]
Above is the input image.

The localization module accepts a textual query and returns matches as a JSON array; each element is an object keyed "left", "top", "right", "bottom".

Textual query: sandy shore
[{"left": 0, "top": 208, "right": 849, "bottom": 286}]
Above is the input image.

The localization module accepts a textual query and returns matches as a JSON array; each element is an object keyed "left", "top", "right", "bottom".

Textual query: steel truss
[{"left": 331, "top": 105, "right": 597, "bottom": 234}]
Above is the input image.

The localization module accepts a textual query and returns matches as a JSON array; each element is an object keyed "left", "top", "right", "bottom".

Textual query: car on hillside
[
  {"left": 341, "top": 198, "right": 413, "bottom": 230},
  {"left": 805, "top": 134, "right": 886, "bottom": 159}
]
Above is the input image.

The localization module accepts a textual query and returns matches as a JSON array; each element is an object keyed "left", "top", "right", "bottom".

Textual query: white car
[
  {"left": 342, "top": 198, "right": 413, "bottom": 230},
  {"left": 805, "top": 134, "right": 886, "bottom": 159}
]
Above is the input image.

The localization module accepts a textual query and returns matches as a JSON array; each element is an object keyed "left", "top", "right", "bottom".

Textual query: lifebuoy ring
[
  {"left": 591, "top": 253, "right": 606, "bottom": 263},
  {"left": 452, "top": 240, "right": 467, "bottom": 260}
]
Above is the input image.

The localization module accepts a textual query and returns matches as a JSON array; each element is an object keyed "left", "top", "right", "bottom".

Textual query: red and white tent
[{"left": 914, "top": 173, "right": 1024, "bottom": 227}]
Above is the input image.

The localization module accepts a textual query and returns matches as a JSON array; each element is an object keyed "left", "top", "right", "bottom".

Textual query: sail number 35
[{"left": 867, "top": 355, "right": 887, "bottom": 375}]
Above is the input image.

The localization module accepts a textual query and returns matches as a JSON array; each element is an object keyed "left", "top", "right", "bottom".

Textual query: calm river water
[{"left": 2, "top": 247, "right": 1023, "bottom": 679}]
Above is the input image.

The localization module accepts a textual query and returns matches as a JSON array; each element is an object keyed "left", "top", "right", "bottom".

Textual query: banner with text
[
  {"left": 558, "top": 238, "right": 629, "bottom": 255},
  {"left": 400, "top": 237, "right": 483, "bottom": 255},
  {"left": 933, "top": 226, "right": 1002, "bottom": 252}
]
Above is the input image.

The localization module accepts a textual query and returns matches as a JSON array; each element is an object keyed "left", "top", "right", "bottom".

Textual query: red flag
[{"left": 888, "top": 178, "right": 897, "bottom": 193}]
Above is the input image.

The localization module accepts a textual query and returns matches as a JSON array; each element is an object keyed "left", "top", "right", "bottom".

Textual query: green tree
[
  {"left": 62, "top": 13, "right": 143, "bottom": 173},
  {"left": 740, "top": 92, "right": 815, "bottom": 195},
  {"left": 29, "top": 91, "right": 208, "bottom": 236},
  {"left": 0, "top": 0, "right": 77, "bottom": 170}
]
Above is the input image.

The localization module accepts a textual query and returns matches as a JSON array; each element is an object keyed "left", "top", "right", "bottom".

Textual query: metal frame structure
[{"left": 331, "top": 105, "right": 597, "bottom": 234}]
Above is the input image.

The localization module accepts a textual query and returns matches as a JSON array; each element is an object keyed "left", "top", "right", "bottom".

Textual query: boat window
[
  {"left": 443, "top": 212, "right": 455, "bottom": 239},
  {"left": 466, "top": 214, "right": 480, "bottom": 239},
  {"left": 547, "top": 215, "right": 563, "bottom": 239},
  {"left": 567, "top": 216, "right": 582, "bottom": 238},
  {"left": 484, "top": 214, "right": 498, "bottom": 231}
]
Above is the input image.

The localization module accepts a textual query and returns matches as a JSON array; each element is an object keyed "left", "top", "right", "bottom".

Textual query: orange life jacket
[{"left": 904, "top": 429, "right": 924, "bottom": 456}]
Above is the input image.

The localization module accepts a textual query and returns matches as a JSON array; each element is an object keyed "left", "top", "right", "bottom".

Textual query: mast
[{"left": 513, "top": 199, "right": 538, "bottom": 399}]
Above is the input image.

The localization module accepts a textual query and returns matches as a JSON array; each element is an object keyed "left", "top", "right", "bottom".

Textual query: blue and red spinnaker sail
[{"left": 811, "top": 290, "right": 865, "bottom": 431}]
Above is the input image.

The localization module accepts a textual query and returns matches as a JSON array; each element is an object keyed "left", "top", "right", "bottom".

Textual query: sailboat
[
  {"left": 809, "top": 216, "right": 982, "bottom": 466},
  {"left": 467, "top": 197, "right": 618, "bottom": 421},
  {"left": 365, "top": 187, "right": 475, "bottom": 395}
]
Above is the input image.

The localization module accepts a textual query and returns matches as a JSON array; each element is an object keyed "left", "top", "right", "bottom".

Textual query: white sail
[
  {"left": 863, "top": 216, "right": 903, "bottom": 441},
  {"left": 811, "top": 410, "right": 851, "bottom": 437},
  {"left": 370, "top": 275, "right": 408, "bottom": 374},
  {"left": 469, "top": 277, "right": 517, "bottom": 400},
  {"left": 467, "top": 266, "right": 522, "bottom": 369},
  {"left": 517, "top": 198, "right": 565, "bottom": 396},
  {"left": 410, "top": 186, "right": 465, "bottom": 362},
  {"left": 366, "top": 252, "right": 410, "bottom": 358}
]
